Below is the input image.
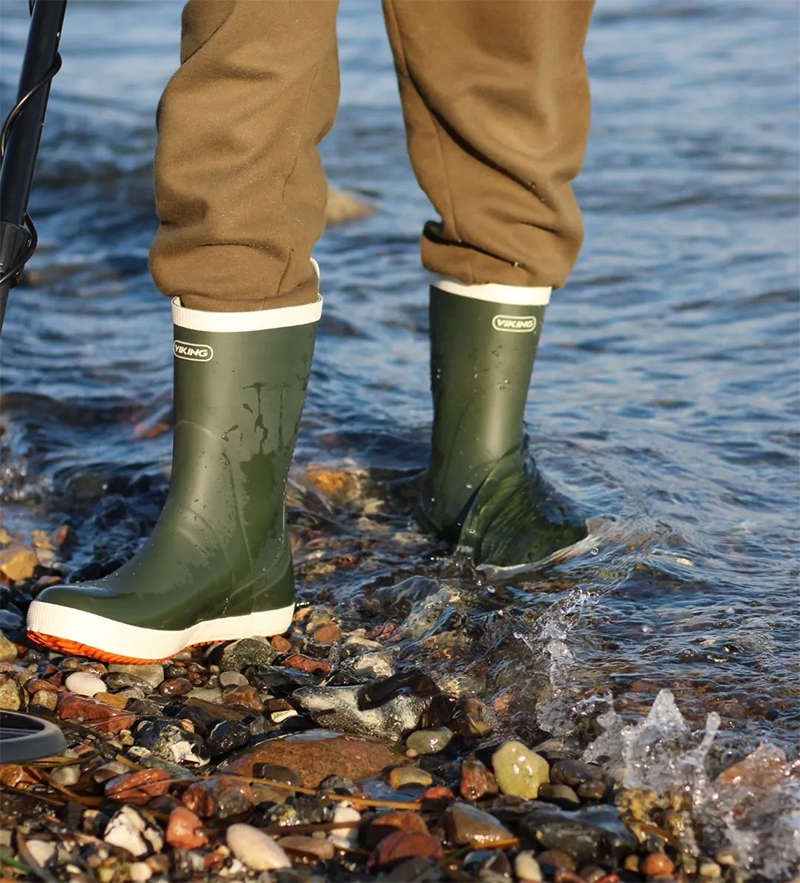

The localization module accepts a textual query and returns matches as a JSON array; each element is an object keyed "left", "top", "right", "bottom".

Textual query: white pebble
[
  {"left": 128, "top": 861, "right": 153, "bottom": 882},
  {"left": 103, "top": 806, "right": 149, "bottom": 858},
  {"left": 226, "top": 824, "right": 291, "bottom": 871},
  {"left": 65, "top": 671, "right": 106, "bottom": 698},
  {"left": 329, "top": 805, "right": 361, "bottom": 848},
  {"left": 515, "top": 850, "right": 543, "bottom": 882},
  {"left": 25, "top": 839, "right": 56, "bottom": 867}
]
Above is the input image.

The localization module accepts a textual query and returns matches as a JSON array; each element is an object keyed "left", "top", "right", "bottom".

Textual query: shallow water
[{"left": 1, "top": 1, "right": 799, "bottom": 876}]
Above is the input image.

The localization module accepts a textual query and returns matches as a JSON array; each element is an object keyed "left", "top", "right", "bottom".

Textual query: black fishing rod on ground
[
  {"left": 0, "top": 0, "right": 68, "bottom": 763},
  {"left": 0, "top": 0, "right": 67, "bottom": 335}
]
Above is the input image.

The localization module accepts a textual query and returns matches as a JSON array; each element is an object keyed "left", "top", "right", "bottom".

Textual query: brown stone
[
  {"left": 460, "top": 758, "right": 498, "bottom": 802},
  {"left": 366, "top": 811, "right": 429, "bottom": 849},
  {"left": 271, "top": 635, "right": 293, "bottom": 654},
  {"left": 220, "top": 731, "right": 404, "bottom": 788},
  {"left": 420, "top": 785, "right": 455, "bottom": 808},
  {"left": 105, "top": 769, "right": 172, "bottom": 805},
  {"left": 32, "top": 690, "right": 58, "bottom": 711},
  {"left": 159, "top": 677, "right": 193, "bottom": 698},
  {"left": 50, "top": 524, "right": 74, "bottom": 548},
  {"left": 0, "top": 546, "right": 39, "bottom": 581},
  {"left": 444, "top": 802, "right": 514, "bottom": 848},
  {"left": 283, "top": 654, "right": 330, "bottom": 675},
  {"left": 278, "top": 835, "right": 335, "bottom": 862},
  {"left": 165, "top": 806, "right": 209, "bottom": 849},
  {"left": 367, "top": 829, "right": 443, "bottom": 871},
  {"left": 23, "top": 678, "right": 59, "bottom": 695},
  {"left": 312, "top": 623, "right": 342, "bottom": 645},
  {"left": 57, "top": 692, "right": 136, "bottom": 735},
  {"left": 641, "top": 852, "right": 676, "bottom": 878},
  {"left": 0, "top": 765, "right": 38, "bottom": 789},
  {"left": 715, "top": 745, "right": 788, "bottom": 789},
  {"left": 94, "top": 692, "right": 128, "bottom": 709},
  {"left": 182, "top": 777, "right": 254, "bottom": 819},
  {"left": 221, "top": 684, "right": 263, "bottom": 712},
  {"left": 538, "top": 850, "right": 577, "bottom": 873}
]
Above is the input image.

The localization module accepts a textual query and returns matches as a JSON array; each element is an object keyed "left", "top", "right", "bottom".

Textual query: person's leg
[
  {"left": 383, "top": 0, "right": 593, "bottom": 567},
  {"left": 28, "top": 0, "right": 339, "bottom": 661}
]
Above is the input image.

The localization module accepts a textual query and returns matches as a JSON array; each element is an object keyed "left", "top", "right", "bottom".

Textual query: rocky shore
[{"left": 0, "top": 519, "right": 797, "bottom": 883}]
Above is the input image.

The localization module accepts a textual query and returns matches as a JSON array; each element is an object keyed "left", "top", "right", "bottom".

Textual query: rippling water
[{"left": 1, "top": 1, "right": 799, "bottom": 874}]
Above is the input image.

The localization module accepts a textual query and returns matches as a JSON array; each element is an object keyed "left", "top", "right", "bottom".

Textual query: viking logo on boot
[
  {"left": 174, "top": 340, "right": 214, "bottom": 362},
  {"left": 492, "top": 315, "right": 537, "bottom": 333}
]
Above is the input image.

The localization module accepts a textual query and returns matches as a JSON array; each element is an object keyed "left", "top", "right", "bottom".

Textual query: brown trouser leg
[
  {"left": 383, "top": 0, "right": 594, "bottom": 289},
  {"left": 150, "top": 0, "right": 339, "bottom": 312}
]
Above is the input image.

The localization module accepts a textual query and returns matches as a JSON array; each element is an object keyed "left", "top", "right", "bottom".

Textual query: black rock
[
  {"left": 519, "top": 804, "right": 637, "bottom": 865},
  {"left": 135, "top": 720, "right": 209, "bottom": 767},
  {"left": 206, "top": 720, "right": 251, "bottom": 758},
  {"left": 245, "top": 664, "right": 317, "bottom": 694},
  {"left": 317, "top": 774, "right": 358, "bottom": 796}
]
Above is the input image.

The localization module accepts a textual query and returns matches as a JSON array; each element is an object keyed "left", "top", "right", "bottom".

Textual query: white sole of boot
[{"left": 26, "top": 599, "right": 295, "bottom": 663}]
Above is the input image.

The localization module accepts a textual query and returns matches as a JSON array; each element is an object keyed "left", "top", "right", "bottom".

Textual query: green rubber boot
[
  {"left": 27, "top": 297, "right": 320, "bottom": 662},
  {"left": 417, "top": 280, "right": 587, "bottom": 569}
]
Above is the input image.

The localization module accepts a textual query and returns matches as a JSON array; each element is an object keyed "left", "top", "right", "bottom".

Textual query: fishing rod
[{"left": 0, "top": 0, "right": 67, "bottom": 335}]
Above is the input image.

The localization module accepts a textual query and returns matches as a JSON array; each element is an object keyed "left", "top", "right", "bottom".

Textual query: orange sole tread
[{"left": 27, "top": 631, "right": 218, "bottom": 665}]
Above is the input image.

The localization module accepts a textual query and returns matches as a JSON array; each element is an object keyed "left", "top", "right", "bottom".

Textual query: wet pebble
[
  {"left": 312, "top": 622, "right": 342, "bottom": 645},
  {"left": 107, "top": 663, "right": 164, "bottom": 691},
  {"left": 279, "top": 834, "right": 336, "bottom": 862},
  {"left": 221, "top": 684, "right": 263, "bottom": 712},
  {"left": 135, "top": 720, "right": 209, "bottom": 766},
  {"left": 352, "top": 651, "right": 395, "bottom": 679},
  {"left": 293, "top": 683, "right": 427, "bottom": 741},
  {"left": 445, "top": 802, "right": 514, "bottom": 847},
  {"left": 492, "top": 740, "right": 549, "bottom": 799},
  {"left": 165, "top": 806, "right": 208, "bottom": 849},
  {"left": 641, "top": 852, "right": 676, "bottom": 878},
  {"left": 246, "top": 663, "right": 316, "bottom": 694},
  {"left": 64, "top": 671, "right": 106, "bottom": 697},
  {"left": 57, "top": 692, "right": 135, "bottom": 734},
  {"left": 366, "top": 811, "right": 430, "bottom": 848},
  {"left": 226, "top": 823, "right": 291, "bottom": 871},
  {"left": 537, "top": 849, "right": 576, "bottom": 874},
  {"left": 50, "top": 761, "right": 81, "bottom": 787},
  {"left": 128, "top": 862, "right": 152, "bottom": 882},
  {"left": 158, "top": 677, "right": 193, "bottom": 697},
  {"left": 104, "top": 769, "right": 172, "bottom": 805},
  {"left": 206, "top": 720, "right": 251, "bottom": 758},
  {"left": 256, "top": 763, "right": 304, "bottom": 788},
  {"left": 538, "top": 783, "right": 581, "bottom": 808},
  {"left": 460, "top": 758, "right": 498, "bottom": 802},
  {"left": 220, "top": 638, "right": 278, "bottom": 671},
  {"left": 406, "top": 726, "right": 453, "bottom": 755},
  {"left": 388, "top": 766, "right": 433, "bottom": 789},
  {"left": 284, "top": 653, "right": 331, "bottom": 675}
]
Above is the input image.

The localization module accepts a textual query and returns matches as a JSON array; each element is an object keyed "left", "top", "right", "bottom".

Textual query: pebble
[
  {"left": 312, "top": 622, "right": 342, "bottom": 645},
  {"left": 368, "top": 829, "right": 443, "bottom": 871},
  {"left": 366, "top": 811, "right": 430, "bottom": 849},
  {"left": 165, "top": 806, "right": 208, "bottom": 849},
  {"left": 206, "top": 720, "right": 251, "bottom": 758},
  {"left": 550, "top": 759, "right": 605, "bottom": 789},
  {"left": 220, "top": 638, "right": 278, "bottom": 672},
  {"left": 25, "top": 839, "right": 56, "bottom": 867},
  {"left": 445, "top": 802, "right": 515, "bottom": 847},
  {"left": 219, "top": 671, "right": 248, "bottom": 688},
  {"left": 271, "top": 635, "right": 293, "bottom": 653},
  {"left": 31, "top": 689, "right": 57, "bottom": 710},
  {"left": 182, "top": 777, "right": 254, "bottom": 819},
  {"left": 105, "top": 769, "right": 172, "bottom": 805},
  {"left": 94, "top": 691, "right": 128, "bottom": 709},
  {"left": 57, "top": 693, "right": 136, "bottom": 735},
  {"left": 388, "top": 766, "right": 433, "bottom": 790},
  {"left": 221, "top": 731, "right": 404, "bottom": 787},
  {"left": 50, "top": 763, "right": 81, "bottom": 787},
  {"left": 0, "top": 546, "right": 38, "bottom": 581},
  {"left": 103, "top": 805, "right": 162, "bottom": 858},
  {"left": 329, "top": 805, "right": 361, "bottom": 849},
  {"left": 641, "top": 852, "right": 675, "bottom": 877},
  {"left": 226, "top": 824, "right": 291, "bottom": 871},
  {"left": 352, "top": 651, "right": 395, "bottom": 680},
  {"left": 64, "top": 671, "right": 106, "bottom": 697},
  {"left": 284, "top": 654, "right": 331, "bottom": 675},
  {"left": 0, "top": 631, "right": 18, "bottom": 663},
  {"left": 293, "top": 683, "right": 427, "bottom": 741},
  {"left": 514, "top": 850, "right": 543, "bottom": 883},
  {"left": 460, "top": 758, "right": 498, "bottom": 802},
  {"left": 405, "top": 727, "right": 453, "bottom": 755},
  {"left": 254, "top": 763, "right": 303, "bottom": 788},
  {"left": 492, "top": 740, "right": 550, "bottom": 799},
  {"left": 107, "top": 663, "right": 164, "bottom": 691},
  {"left": 134, "top": 720, "right": 209, "bottom": 766},
  {"left": 128, "top": 862, "right": 153, "bottom": 882},
  {"left": 158, "top": 677, "right": 193, "bottom": 697},
  {"left": 451, "top": 697, "right": 494, "bottom": 739},
  {"left": 715, "top": 744, "right": 788, "bottom": 789},
  {"left": 538, "top": 783, "right": 581, "bottom": 808},
  {"left": 221, "top": 684, "right": 263, "bottom": 712},
  {"left": 537, "top": 849, "right": 576, "bottom": 873},
  {"left": 0, "top": 679, "right": 21, "bottom": 711},
  {"left": 699, "top": 859, "right": 722, "bottom": 878}
]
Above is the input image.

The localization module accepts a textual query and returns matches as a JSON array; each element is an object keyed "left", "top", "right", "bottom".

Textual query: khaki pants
[{"left": 151, "top": 0, "right": 594, "bottom": 312}]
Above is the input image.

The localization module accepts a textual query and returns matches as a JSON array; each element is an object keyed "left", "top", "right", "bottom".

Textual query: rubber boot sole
[{"left": 27, "top": 600, "right": 294, "bottom": 664}]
